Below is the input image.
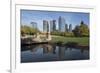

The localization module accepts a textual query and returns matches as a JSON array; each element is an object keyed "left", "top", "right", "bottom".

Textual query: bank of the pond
[
  {"left": 51, "top": 35, "right": 89, "bottom": 46},
  {"left": 21, "top": 35, "right": 89, "bottom": 47}
]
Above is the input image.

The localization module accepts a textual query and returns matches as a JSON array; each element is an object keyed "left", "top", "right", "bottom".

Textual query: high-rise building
[
  {"left": 69, "top": 24, "right": 72, "bottom": 32},
  {"left": 58, "top": 16, "right": 66, "bottom": 32},
  {"left": 43, "top": 20, "right": 49, "bottom": 32},
  {"left": 50, "top": 20, "right": 56, "bottom": 32},
  {"left": 30, "top": 22, "right": 37, "bottom": 29},
  {"left": 65, "top": 24, "right": 68, "bottom": 32}
]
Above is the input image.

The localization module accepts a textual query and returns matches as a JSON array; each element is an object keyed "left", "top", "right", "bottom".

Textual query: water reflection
[{"left": 21, "top": 44, "right": 89, "bottom": 63}]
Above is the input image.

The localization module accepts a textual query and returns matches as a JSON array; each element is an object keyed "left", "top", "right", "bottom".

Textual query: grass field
[{"left": 51, "top": 35, "right": 89, "bottom": 46}]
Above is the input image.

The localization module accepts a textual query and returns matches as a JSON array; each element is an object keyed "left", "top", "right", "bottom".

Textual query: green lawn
[{"left": 51, "top": 35, "right": 89, "bottom": 46}]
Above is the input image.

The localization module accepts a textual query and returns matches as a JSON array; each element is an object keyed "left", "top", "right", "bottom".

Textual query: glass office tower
[{"left": 58, "top": 16, "right": 66, "bottom": 32}]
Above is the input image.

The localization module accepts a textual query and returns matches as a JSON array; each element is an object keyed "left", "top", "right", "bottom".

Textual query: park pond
[{"left": 21, "top": 44, "right": 89, "bottom": 63}]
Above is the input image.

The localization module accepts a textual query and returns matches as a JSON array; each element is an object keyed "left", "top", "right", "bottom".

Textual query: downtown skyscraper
[
  {"left": 50, "top": 20, "right": 56, "bottom": 32},
  {"left": 69, "top": 24, "right": 72, "bottom": 32},
  {"left": 30, "top": 22, "right": 37, "bottom": 29},
  {"left": 58, "top": 16, "right": 66, "bottom": 32},
  {"left": 43, "top": 20, "right": 49, "bottom": 33},
  {"left": 65, "top": 24, "right": 68, "bottom": 32}
]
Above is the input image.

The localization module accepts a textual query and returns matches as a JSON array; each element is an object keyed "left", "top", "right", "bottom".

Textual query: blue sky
[{"left": 21, "top": 9, "right": 89, "bottom": 31}]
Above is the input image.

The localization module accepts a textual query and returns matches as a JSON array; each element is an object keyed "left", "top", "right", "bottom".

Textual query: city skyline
[{"left": 21, "top": 9, "right": 89, "bottom": 31}]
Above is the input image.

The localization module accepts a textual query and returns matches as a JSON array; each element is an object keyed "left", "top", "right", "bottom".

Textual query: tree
[
  {"left": 73, "top": 21, "right": 89, "bottom": 37},
  {"left": 21, "top": 25, "right": 40, "bottom": 36},
  {"left": 79, "top": 21, "right": 89, "bottom": 36},
  {"left": 73, "top": 25, "right": 80, "bottom": 37}
]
